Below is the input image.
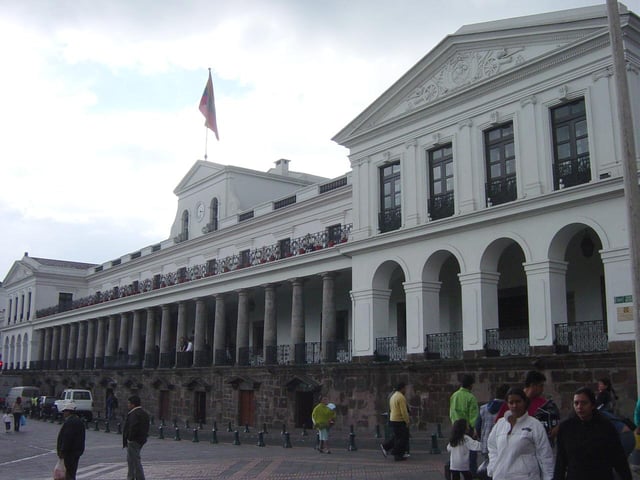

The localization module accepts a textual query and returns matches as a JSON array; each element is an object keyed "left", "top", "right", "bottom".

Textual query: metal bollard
[
  {"left": 83, "top": 418, "right": 89, "bottom": 430},
  {"left": 283, "top": 431, "right": 292, "bottom": 448},
  {"left": 262, "top": 422, "right": 268, "bottom": 434},
  {"left": 117, "top": 422, "right": 122, "bottom": 434},
  {"left": 430, "top": 433, "right": 441, "bottom": 454},
  {"left": 244, "top": 423, "right": 250, "bottom": 433},
  {"left": 174, "top": 426, "right": 181, "bottom": 441},
  {"left": 257, "top": 431, "right": 265, "bottom": 447},
  {"left": 375, "top": 424, "right": 381, "bottom": 439},
  {"left": 210, "top": 424, "right": 218, "bottom": 444},
  {"left": 94, "top": 419, "right": 100, "bottom": 431},
  {"left": 302, "top": 425, "right": 307, "bottom": 436},
  {"left": 348, "top": 425, "right": 358, "bottom": 451},
  {"left": 192, "top": 427, "right": 199, "bottom": 443},
  {"left": 437, "top": 423, "right": 443, "bottom": 438},
  {"left": 104, "top": 421, "right": 111, "bottom": 433},
  {"left": 233, "top": 430, "right": 241, "bottom": 445},
  {"left": 227, "top": 421, "right": 233, "bottom": 433},
  {"left": 158, "top": 425, "right": 164, "bottom": 440}
]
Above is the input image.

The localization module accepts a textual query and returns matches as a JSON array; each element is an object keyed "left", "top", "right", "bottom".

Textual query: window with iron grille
[
  {"left": 551, "top": 98, "right": 591, "bottom": 189},
  {"left": 428, "top": 144, "right": 454, "bottom": 220},
  {"left": 484, "top": 122, "right": 516, "bottom": 206},
  {"left": 239, "top": 249, "right": 251, "bottom": 267},
  {"left": 279, "top": 238, "right": 291, "bottom": 257},
  {"left": 327, "top": 224, "right": 341, "bottom": 244},
  {"left": 379, "top": 162, "right": 401, "bottom": 232}
]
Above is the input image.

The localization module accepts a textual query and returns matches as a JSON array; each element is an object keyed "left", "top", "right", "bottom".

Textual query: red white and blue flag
[{"left": 199, "top": 71, "right": 219, "bottom": 140}]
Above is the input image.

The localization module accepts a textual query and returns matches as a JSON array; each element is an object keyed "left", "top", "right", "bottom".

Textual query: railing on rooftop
[
  {"left": 319, "top": 176, "right": 348, "bottom": 194},
  {"left": 35, "top": 224, "right": 352, "bottom": 319}
]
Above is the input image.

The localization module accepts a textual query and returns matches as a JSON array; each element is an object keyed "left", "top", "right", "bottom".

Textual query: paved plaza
[{"left": 0, "top": 417, "right": 450, "bottom": 480}]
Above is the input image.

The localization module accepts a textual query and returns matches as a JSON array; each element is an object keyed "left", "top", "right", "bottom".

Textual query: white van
[
  {"left": 6, "top": 386, "right": 40, "bottom": 413},
  {"left": 54, "top": 389, "right": 94, "bottom": 421}
]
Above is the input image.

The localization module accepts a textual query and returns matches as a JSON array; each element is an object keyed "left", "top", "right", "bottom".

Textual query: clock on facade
[{"left": 196, "top": 202, "right": 205, "bottom": 222}]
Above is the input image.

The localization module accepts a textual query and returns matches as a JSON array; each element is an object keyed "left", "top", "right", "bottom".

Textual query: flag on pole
[{"left": 199, "top": 70, "right": 219, "bottom": 140}]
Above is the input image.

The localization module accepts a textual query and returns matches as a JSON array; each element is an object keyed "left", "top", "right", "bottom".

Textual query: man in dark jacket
[
  {"left": 554, "top": 386, "right": 631, "bottom": 480},
  {"left": 56, "top": 403, "right": 86, "bottom": 480},
  {"left": 122, "top": 395, "right": 150, "bottom": 480}
]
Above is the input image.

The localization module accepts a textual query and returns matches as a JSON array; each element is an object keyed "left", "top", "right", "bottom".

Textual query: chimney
[{"left": 274, "top": 158, "right": 290, "bottom": 176}]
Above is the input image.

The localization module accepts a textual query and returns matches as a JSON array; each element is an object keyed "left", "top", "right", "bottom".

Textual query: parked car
[{"left": 53, "top": 389, "right": 94, "bottom": 421}]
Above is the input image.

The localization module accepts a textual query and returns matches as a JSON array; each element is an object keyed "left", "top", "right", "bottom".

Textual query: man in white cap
[
  {"left": 56, "top": 402, "right": 86, "bottom": 480},
  {"left": 312, "top": 400, "right": 337, "bottom": 454}
]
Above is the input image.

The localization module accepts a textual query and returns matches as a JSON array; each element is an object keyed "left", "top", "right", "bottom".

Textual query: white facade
[{"left": 1, "top": 5, "right": 639, "bottom": 373}]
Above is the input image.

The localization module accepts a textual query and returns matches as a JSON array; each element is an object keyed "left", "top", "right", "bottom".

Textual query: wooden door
[{"left": 238, "top": 390, "right": 254, "bottom": 427}]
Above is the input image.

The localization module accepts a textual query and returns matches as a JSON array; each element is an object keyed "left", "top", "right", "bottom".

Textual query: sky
[{"left": 0, "top": 0, "right": 629, "bottom": 280}]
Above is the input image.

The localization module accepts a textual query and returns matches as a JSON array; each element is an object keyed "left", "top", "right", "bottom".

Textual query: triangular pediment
[
  {"left": 173, "top": 160, "right": 225, "bottom": 195},
  {"left": 333, "top": 5, "right": 615, "bottom": 146},
  {"left": 3, "top": 260, "right": 36, "bottom": 285}
]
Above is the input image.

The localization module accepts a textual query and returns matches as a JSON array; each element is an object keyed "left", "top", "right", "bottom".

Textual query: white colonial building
[{"left": 1, "top": 4, "right": 639, "bottom": 427}]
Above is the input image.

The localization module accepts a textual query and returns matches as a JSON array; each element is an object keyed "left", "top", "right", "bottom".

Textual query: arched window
[
  {"left": 181, "top": 210, "right": 189, "bottom": 241},
  {"left": 210, "top": 198, "right": 219, "bottom": 232}
]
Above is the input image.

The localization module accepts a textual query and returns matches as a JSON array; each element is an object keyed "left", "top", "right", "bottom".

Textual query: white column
[
  {"left": 350, "top": 288, "right": 391, "bottom": 357},
  {"left": 458, "top": 271, "right": 500, "bottom": 352},
  {"left": 601, "top": 247, "right": 635, "bottom": 338}
]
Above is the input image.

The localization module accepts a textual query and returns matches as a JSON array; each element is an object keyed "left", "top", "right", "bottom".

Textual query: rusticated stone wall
[{"left": 23, "top": 349, "right": 638, "bottom": 432}]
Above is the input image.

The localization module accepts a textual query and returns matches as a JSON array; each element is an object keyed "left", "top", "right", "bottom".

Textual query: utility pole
[{"left": 606, "top": 0, "right": 640, "bottom": 397}]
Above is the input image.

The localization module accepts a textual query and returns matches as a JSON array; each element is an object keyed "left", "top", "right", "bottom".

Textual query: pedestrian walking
[
  {"left": 123, "top": 395, "right": 150, "bottom": 480},
  {"left": 312, "top": 400, "right": 337, "bottom": 453},
  {"left": 380, "top": 382, "right": 410, "bottom": 461},
  {"left": 3, "top": 412, "right": 11, "bottom": 432},
  {"left": 449, "top": 374, "right": 479, "bottom": 472},
  {"left": 56, "top": 403, "right": 86, "bottom": 480},
  {"left": 11, "top": 396, "right": 24, "bottom": 432},
  {"left": 447, "top": 419, "right": 481, "bottom": 480},
  {"left": 595, "top": 378, "right": 617, "bottom": 413}
]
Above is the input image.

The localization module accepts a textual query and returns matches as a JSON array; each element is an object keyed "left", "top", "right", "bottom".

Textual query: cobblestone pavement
[{"left": 0, "top": 417, "right": 450, "bottom": 480}]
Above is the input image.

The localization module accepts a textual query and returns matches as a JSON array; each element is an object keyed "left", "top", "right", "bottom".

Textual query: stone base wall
[{"left": 23, "top": 350, "right": 638, "bottom": 432}]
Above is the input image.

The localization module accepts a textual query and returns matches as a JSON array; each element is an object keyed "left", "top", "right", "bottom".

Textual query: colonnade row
[{"left": 30, "top": 273, "right": 341, "bottom": 370}]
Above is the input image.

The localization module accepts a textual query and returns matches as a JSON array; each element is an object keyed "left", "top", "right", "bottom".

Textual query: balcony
[
  {"left": 554, "top": 320, "right": 608, "bottom": 353},
  {"left": 425, "top": 331, "right": 463, "bottom": 359},
  {"left": 36, "top": 224, "right": 352, "bottom": 319},
  {"left": 485, "top": 327, "right": 530, "bottom": 357},
  {"left": 486, "top": 175, "right": 516, "bottom": 206},
  {"left": 378, "top": 206, "right": 401, "bottom": 233},
  {"left": 374, "top": 336, "right": 406, "bottom": 361},
  {"left": 553, "top": 154, "right": 591, "bottom": 189},
  {"left": 428, "top": 191, "right": 454, "bottom": 220}
]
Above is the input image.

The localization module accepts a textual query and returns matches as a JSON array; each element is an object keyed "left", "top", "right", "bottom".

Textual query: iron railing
[
  {"left": 553, "top": 154, "right": 591, "bottom": 189},
  {"left": 485, "top": 327, "right": 530, "bottom": 356},
  {"left": 486, "top": 175, "right": 517, "bottom": 206},
  {"left": 374, "top": 336, "right": 406, "bottom": 361},
  {"left": 554, "top": 320, "right": 608, "bottom": 353},
  {"left": 378, "top": 206, "right": 401, "bottom": 233},
  {"left": 428, "top": 191, "right": 454, "bottom": 220},
  {"left": 425, "top": 331, "right": 463, "bottom": 359}
]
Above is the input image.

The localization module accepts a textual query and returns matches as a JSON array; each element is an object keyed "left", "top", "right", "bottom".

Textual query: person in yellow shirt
[
  {"left": 381, "top": 382, "right": 410, "bottom": 461},
  {"left": 312, "top": 401, "right": 337, "bottom": 453}
]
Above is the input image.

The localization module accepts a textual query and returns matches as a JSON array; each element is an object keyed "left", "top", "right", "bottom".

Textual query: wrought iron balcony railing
[
  {"left": 374, "top": 336, "right": 406, "bottom": 361},
  {"left": 485, "top": 175, "right": 517, "bottom": 206},
  {"left": 485, "top": 327, "right": 530, "bottom": 357},
  {"left": 378, "top": 206, "right": 402, "bottom": 233},
  {"left": 425, "top": 331, "right": 463, "bottom": 359},
  {"left": 428, "top": 191, "right": 454, "bottom": 220},
  {"left": 36, "top": 224, "right": 352, "bottom": 318},
  {"left": 554, "top": 320, "right": 608, "bottom": 353},
  {"left": 553, "top": 154, "right": 591, "bottom": 190}
]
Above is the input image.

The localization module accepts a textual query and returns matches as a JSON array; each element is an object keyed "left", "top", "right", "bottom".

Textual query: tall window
[
  {"left": 210, "top": 198, "right": 219, "bottom": 231},
  {"left": 552, "top": 98, "right": 590, "bottom": 189},
  {"left": 58, "top": 293, "right": 73, "bottom": 313},
  {"left": 428, "top": 144, "right": 454, "bottom": 220},
  {"left": 181, "top": 210, "right": 189, "bottom": 241},
  {"left": 8, "top": 299, "right": 12, "bottom": 324},
  {"left": 378, "top": 162, "right": 401, "bottom": 232},
  {"left": 27, "top": 291, "right": 31, "bottom": 320},
  {"left": 485, "top": 122, "right": 516, "bottom": 205}
]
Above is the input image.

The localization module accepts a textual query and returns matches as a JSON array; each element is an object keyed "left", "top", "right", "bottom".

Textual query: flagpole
[{"left": 204, "top": 125, "right": 209, "bottom": 161}]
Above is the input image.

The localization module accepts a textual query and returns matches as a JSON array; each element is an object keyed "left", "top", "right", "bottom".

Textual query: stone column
[
  {"left": 523, "top": 260, "right": 569, "bottom": 348},
  {"left": 130, "top": 310, "right": 142, "bottom": 367},
  {"left": 349, "top": 288, "right": 392, "bottom": 357},
  {"left": 194, "top": 298, "right": 208, "bottom": 367},
  {"left": 117, "top": 313, "right": 130, "bottom": 366},
  {"left": 59, "top": 324, "right": 69, "bottom": 370},
  {"left": 175, "top": 301, "right": 188, "bottom": 367},
  {"left": 85, "top": 319, "right": 96, "bottom": 369},
  {"left": 67, "top": 323, "right": 79, "bottom": 369},
  {"left": 290, "top": 278, "right": 305, "bottom": 364},
  {"left": 263, "top": 284, "right": 277, "bottom": 365},
  {"left": 402, "top": 280, "right": 436, "bottom": 357},
  {"left": 143, "top": 308, "right": 157, "bottom": 368},
  {"left": 43, "top": 327, "right": 53, "bottom": 370},
  {"left": 321, "top": 273, "right": 337, "bottom": 362},
  {"left": 105, "top": 315, "right": 118, "bottom": 368},
  {"left": 458, "top": 271, "right": 500, "bottom": 354},
  {"left": 159, "top": 305, "right": 173, "bottom": 368},
  {"left": 94, "top": 317, "right": 106, "bottom": 369},
  {"left": 236, "top": 290, "right": 250, "bottom": 365},
  {"left": 213, "top": 293, "right": 227, "bottom": 364},
  {"left": 76, "top": 321, "right": 87, "bottom": 370},
  {"left": 32, "top": 329, "right": 44, "bottom": 370}
]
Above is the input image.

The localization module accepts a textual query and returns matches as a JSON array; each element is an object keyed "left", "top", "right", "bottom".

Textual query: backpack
[{"left": 534, "top": 399, "right": 561, "bottom": 434}]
